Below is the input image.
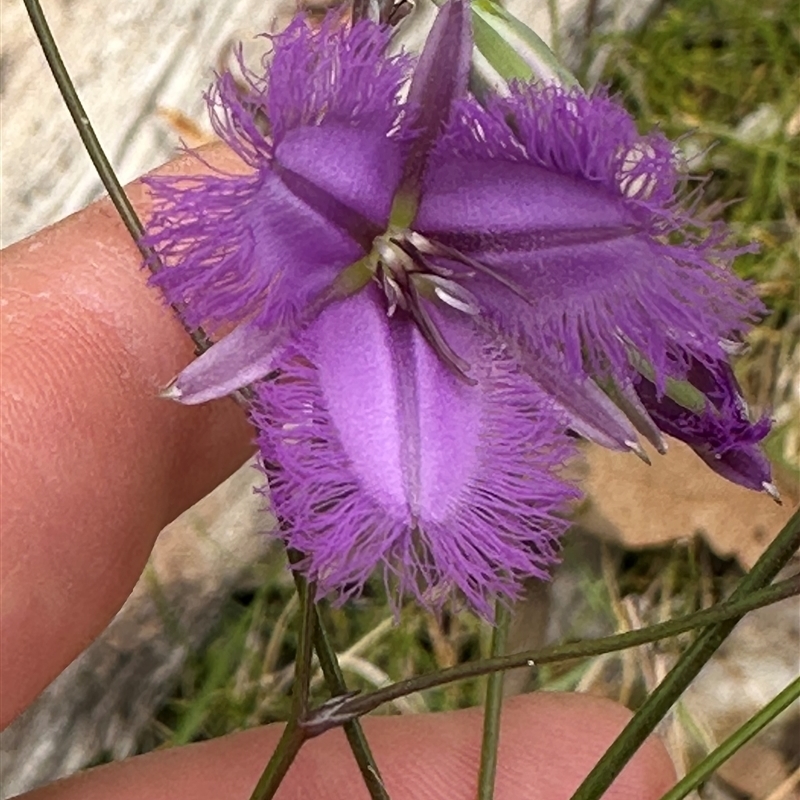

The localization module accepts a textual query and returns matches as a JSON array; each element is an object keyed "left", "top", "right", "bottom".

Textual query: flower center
[
  {"left": 331, "top": 227, "right": 481, "bottom": 383},
  {"left": 368, "top": 228, "right": 480, "bottom": 383}
]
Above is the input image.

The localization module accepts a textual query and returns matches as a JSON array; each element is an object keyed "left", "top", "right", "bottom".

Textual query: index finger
[{"left": 0, "top": 151, "right": 254, "bottom": 727}]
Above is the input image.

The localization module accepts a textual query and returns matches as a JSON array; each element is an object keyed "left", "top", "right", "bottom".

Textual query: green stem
[
  {"left": 248, "top": 578, "right": 316, "bottom": 800},
  {"left": 303, "top": 571, "right": 799, "bottom": 726},
  {"left": 477, "top": 602, "right": 511, "bottom": 800},
  {"left": 247, "top": 723, "right": 306, "bottom": 800},
  {"left": 292, "top": 579, "right": 317, "bottom": 719},
  {"left": 314, "top": 620, "right": 391, "bottom": 799},
  {"left": 22, "top": 0, "right": 142, "bottom": 244},
  {"left": 22, "top": 0, "right": 213, "bottom": 355},
  {"left": 569, "top": 507, "right": 800, "bottom": 800},
  {"left": 287, "top": 551, "right": 390, "bottom": 800},
  {"left": 659, "top": 676, "right": 800, "bottom": 800}
]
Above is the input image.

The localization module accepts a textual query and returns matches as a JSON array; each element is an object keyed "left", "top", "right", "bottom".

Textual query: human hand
[{"left": 0, "top": 151, "right": 675, "bottom": 799}]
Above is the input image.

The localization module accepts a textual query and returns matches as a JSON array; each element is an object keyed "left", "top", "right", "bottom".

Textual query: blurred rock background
[{"left": 1, "top": 1, "right": 798, "bottom": 798}]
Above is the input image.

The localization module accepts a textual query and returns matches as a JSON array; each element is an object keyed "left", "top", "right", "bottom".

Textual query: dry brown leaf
[{"left": 576, "top": 437, "right": 799, "bottom": 569}]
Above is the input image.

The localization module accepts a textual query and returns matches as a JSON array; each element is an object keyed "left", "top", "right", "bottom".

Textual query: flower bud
[{"left": 466, "top": 0, "right": 579, "bottom": 95}]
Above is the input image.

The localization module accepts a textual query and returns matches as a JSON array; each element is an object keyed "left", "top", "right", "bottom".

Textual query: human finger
[
  {"left": 0, "top": 146, "right": 254, "bottom": 727},
  {"left": 19, "top": 693, "right": 676, "bottom": 800}
]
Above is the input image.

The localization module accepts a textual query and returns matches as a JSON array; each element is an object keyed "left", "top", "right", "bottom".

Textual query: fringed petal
[
  {"left": 416, "top": 86, "right": 762, "bottom": 387},
  {"left": 206, "top": 15, "right": 413, "bottom": 164},
  {"left": 264, "top": 15, "right": 416, "bottom": 231},
  {"left": 144, "top": 13, "right": 418, "bottom": 332},
  {"left": 252, "top": 288, "right": 578, "bottom": 617},
  {"left": 265, "top": 15, "right": 413, "bottom": 147},
  {"left": 143, "top": 168, "right": 362, "bottom": 333}
]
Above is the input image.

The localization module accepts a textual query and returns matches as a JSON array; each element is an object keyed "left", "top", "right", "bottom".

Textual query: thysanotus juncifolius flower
[{"left": 142, "top": 0, "right": 774, "bottom": 617}]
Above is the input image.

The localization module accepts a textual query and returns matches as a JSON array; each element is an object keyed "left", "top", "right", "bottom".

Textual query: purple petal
[
  {"left": 143, "top": 167, "right": 362, "bottom": 333},
  {"left": 163, "top": 321, "right": 282, "bottom": 404},
  {"left": 251, "top": 288, "right": 579, "bottom": 617},
  {"left": 633, "top": 355, "right": 773, "bottom": 492},
  {"left": 401, "top": 0, "right": 472, "bottom": 191},
  {"left": 265, "top": 15, "right": 413, "bottom": 148},
  {"left": 416, "top": 86, "right": 762, "bottom": 386},
  {"left": 207, "top": 15, "right": 413, "bottom": 166},
  {"left": 265, "top": 16, "right": 415, "bottom": 235},
  {"left": 696, "top": 443, "right": 774, "bottom": 495},
  {"left": 144, "top": 14, "right": 422, "bottom": 334},
  {"left": 275, "top": 123, "right": 404, "bottom": 234}
]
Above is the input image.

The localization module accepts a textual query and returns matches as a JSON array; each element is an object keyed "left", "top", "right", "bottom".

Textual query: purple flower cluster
[{"left": 143, "top": 1, "right": 773, "bottom": 616}]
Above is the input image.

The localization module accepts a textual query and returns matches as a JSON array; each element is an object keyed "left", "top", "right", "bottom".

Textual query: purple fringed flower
[{"left": 143, "top": 1, "right": 774, "bottom": 614}]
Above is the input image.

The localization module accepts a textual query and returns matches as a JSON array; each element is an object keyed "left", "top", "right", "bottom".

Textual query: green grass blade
[{"left": 660, "top": 676, "right": 800, "bottom": 800}]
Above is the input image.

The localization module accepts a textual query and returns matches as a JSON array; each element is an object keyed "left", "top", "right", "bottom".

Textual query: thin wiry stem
[
  {"left": 21, "top": 0, "right": 213, "bottom": 356},
  {"left": 291, "top": 578, "right": 317, "bottom": 720},
  {"left": 302, "top": 570, "right": 800, "bottom": 726},
  {"left": 287, "top": 551, "right": 390, "bottom": 800},
  {"left": 569, "top": 506, "right": 800, "bottom": 800},
  {"left": 247, "top": 578, "right": 316, "bottom": 800},
  {"left": 314, "top": 619, "right": 391, "bottom": 799},
  {"left": 660, "top": 676, "right": 800, "bottom": 800},
  {"left": 476, "top": 601, "right": 510, "bottom": 800}
]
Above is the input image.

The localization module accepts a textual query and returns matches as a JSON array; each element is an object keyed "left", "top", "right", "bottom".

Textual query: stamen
[
  {"left": 377, "top": 263, "right": 405, "bottom": 316},
  {"left": 418, "top": 274, "right": 480, "bottom": 315},
  {"left": 407, "top": 283, "right": 477, "bottom": 385},
  {"left": 426, "top": 240, "right": 536, "bottom": 307},
  {"left": 406, "top": 231, "right": 437, "bottom": 254},
  {"left": 369, "top": 229, "right": 478, "bottom": 383}
]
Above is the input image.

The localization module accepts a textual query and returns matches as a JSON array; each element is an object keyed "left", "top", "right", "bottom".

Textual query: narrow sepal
[
  {"left": 470, "top": 0, "right": 579, "bottom": 90},
  {"left": 402, "top": 0, "right": 472, "bottom": 191},
  {"left": 520, "top": 350, "right": 646, "bottom": 454},
  {"left": 601, "top": 376, "right": 668, "bottom": 454},
  {"left": 162, "top": 321, "right": 282, "bottom": 404}
]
